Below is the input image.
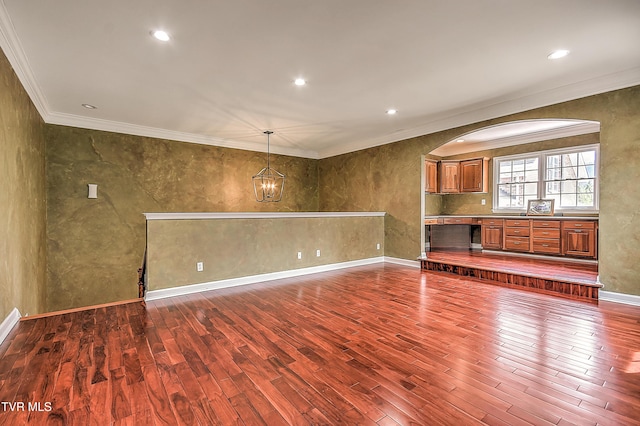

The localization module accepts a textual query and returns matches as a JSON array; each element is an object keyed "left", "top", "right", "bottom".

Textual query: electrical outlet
[
  {"left": 316, "top": 249, "right": 321, "bottom": 257},
  {"left": 196, "top": 262, "right": 204, "bottom": 272},
  {"left": 481, "top": 198, "right": 486, "bottom": 205},
  {"left": 297, "top": 251, "right": 302, "bottom": 260},
  {"left": 376, "top": 243, "right": 381, "bottom": 250}
]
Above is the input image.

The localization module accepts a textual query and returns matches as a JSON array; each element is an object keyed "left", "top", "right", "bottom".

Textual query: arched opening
[{"left": 421, "top": 119, "right": 600, "bottom": 300}]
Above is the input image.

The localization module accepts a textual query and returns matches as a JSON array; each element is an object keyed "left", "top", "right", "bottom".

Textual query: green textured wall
[
  {"left": 0, "top": 49, "right": 47, "bottom": 320},
  {"left": 147, "top": 216, "right": 384, "bottom": 291},
  {"left": 45, "top": 126, "right": 318, "bottom": 311},
  {"left": 320, "top": 85, "right": 640, "bottom": 296}
]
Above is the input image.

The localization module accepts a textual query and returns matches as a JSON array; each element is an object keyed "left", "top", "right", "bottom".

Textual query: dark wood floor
[{"left": 1, "top": 264, "right": 639, "bottom": 425}]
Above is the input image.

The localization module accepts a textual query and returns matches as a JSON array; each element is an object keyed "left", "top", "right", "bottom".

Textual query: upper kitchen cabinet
[
  {"left": 460, "top": 158, "right": 489, "bottom": 193},
  {"left": 424, "top": 159, "right": 439, "bottom": 193},
  {"left": 439, "top": 161, "right": 460, "bottom": 193}
]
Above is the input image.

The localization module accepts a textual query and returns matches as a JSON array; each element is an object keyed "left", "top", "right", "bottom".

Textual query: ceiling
[{"left": 1, "top": 1, "right": 639, "bottom": 159}]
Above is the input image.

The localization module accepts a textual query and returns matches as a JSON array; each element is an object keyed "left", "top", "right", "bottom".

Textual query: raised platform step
[{"left": 420, "top": 250, "right": 601, "bottom": 301}]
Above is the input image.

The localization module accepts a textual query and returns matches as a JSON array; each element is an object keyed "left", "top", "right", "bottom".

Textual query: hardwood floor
[{"left": 1, "top": 264, "right": 640, "bottom": 425}]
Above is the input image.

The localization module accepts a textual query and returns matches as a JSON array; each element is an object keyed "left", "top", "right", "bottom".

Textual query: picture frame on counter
[{"left": 527, "top": 199, "right": 555, "bottom": 216}]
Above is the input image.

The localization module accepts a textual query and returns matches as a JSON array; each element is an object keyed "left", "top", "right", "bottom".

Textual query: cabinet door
[
  {"left": 482, "top": 226, "right": 503, "bottom": 250},
  {"left": 424, "top": 160, "right": 438, "bottom": 193},
  {"left": 440, "top": 161, "right": 460, "bottom": 193},
  {"left": 460, "top": 159, "right": 484, "bottom": 192},
  {"left": 563, "top": 229, "right": 596, "bottom": 258}
]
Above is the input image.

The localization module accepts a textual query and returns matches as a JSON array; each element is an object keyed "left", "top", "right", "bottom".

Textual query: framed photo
[{"left": 527, "top": 199, "right": 555, "bottom": 216}]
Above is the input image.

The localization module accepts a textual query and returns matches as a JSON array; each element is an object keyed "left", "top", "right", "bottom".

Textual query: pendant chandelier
[{"left": 252, "top": 130, "right": 285, "bottom": 202}]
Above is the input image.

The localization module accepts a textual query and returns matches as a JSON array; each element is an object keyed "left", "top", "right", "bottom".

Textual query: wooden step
[{"left": 421, "top": 255, "right": 601, "bottom": 301}]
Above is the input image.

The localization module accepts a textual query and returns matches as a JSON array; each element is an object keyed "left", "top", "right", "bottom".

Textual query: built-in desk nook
[{"left": 422, "top": 215, "right": 601, "bottom": 300}]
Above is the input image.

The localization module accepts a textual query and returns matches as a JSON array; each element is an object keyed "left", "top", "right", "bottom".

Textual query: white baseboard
[
  {"left": 599, "top": 291, "right": 640, "bottom": 307},
  {"left": 146, "top": 257, "right": 386, "bottom": 301},
  {"left": 384, "top": 256, "right": 421, "bottom": 268},
  {"left": 0, "top": 308, "right": 21, "bottom": 345}
]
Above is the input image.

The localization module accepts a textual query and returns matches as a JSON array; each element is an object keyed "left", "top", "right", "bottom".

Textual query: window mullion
[{"left": 539, "top": 153, "right": 545, "bottom": 199}]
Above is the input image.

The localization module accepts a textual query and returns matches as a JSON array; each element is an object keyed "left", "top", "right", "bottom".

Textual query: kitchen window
[{"left": 493, "top": 144, "right": 599, "bottom": 213}]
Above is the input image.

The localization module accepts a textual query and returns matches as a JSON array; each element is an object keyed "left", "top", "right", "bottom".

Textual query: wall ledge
[
  {"left": 144, "top": 211, "right": 386, "bottom": 220},
  {"left": 0, "top": 308, "right": 21, "bottom": 345},
  {"left": 599, "top": 291, "right": 640, "bottom": 307}
]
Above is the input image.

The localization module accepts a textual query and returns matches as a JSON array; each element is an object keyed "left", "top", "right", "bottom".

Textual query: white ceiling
[{"left": 1, "top": 0, "right": 639, "bottom": 159}]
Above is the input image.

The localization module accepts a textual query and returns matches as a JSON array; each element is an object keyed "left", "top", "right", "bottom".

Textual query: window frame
[{"left": 492, "top": 144, "right": 599, "bottom": 214}]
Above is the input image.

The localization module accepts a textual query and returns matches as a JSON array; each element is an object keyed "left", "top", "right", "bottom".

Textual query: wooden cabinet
[
  {"left": 532, "top": 220, "right": 561, "bottom": 255},
  {"left": 439, "top": 161, "right": 460, "bottom": 193},
  {"left": 504, "top": 219, "right": 530, "bottom": 252},
  {"left": 460, "top": 158, "right": 488, "bottom": 193},
  {"left": 481, "top": 219, "right": 503, "bottom": 250},
  {"left": 562, "top": 221, "right": 597, "bottom": 258},
  {"left": 427, "top": 157, "right": 488, "bottom": 194},
  {"left": 424, "top": 159, "right": 438, "bottom": 193},
  {"left": 429, "top": 216, "right": 598, "bottom": 259}
]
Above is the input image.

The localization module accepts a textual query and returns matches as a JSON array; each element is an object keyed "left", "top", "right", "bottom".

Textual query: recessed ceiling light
[
  {"left": 82, "top": 103, "right": 97, "bottom": 109},
  {"left": 386, "top": 109, "right": 397, "bottom": 115},
  {"left": 548, "top": 49, "right": 569, "bottom": 60},
  {"left": 456, "top": 139, "right": 465, "bottom": 143},
  {"left": 294, "top": 78, "right": 306, "bottom": 86},
  {"left": 151, "top": 30, "right": 170, "bottom": 42}
]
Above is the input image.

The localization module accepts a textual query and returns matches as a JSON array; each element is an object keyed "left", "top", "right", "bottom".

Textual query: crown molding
[
  {"left": 46, "top": 112, "right": 320, "bottom": 159},
  {"left": 2, "top": 2, "right": 638, "bottom": 161},
  {"left": 316, "top": 67, "right": 640, "bottom": 159},
  {"left": 0, "top": 0, "right": 50, "bottom": 118}
]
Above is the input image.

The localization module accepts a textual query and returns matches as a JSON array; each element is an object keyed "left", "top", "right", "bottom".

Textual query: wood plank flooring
[{"left": 1, "top": 264, "right": 640, "bottom": 425}]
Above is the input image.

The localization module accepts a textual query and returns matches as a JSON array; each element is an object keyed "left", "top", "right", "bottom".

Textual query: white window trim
[{"left": 492, "top": 144, "right": 599, "bottom": 214}]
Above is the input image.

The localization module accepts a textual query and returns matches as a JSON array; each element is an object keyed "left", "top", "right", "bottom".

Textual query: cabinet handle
[
  {"left": 575, "top": 224, "right": 583, "bottom": 227},
  {"left": 513, "top": 242, "right": 520, "bottom": 245},
  {"left": 542, "top": 244, "right": 549, "bottom": 247},
  {"left": 514, "top": 230, "right": 520, "bottom": 233},
  {"left": 574, "top": 230, "right": 582, "bottom": 233},
  {"left": 543, "top": 232, "right": 548, "bottom": 235}
]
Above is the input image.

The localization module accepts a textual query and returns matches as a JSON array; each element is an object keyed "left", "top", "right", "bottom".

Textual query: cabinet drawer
[
  {"left": 533, "top": 239, "right": 561, "bottom": 254},
  {"left": 505, "top": 227, "right": 530, "bottom": 237},
  {"left": 532, "top": 220, "right": 560, "bottom": 229},
  {"left": 505, "top": 237, "right": 530, "bottom": 251},
  {"left": 424, "top": 218, "right": 440, "bottom": 225},
  {"left": 562, "top": 221, "right": 596, "bottom": 230},
  {"left": 532, "top": 228, "right": 560, "bottom": 239},
  {"left": 481, "top": 219, "right": 504, "bottom": 226},
  {"left": 443, "top": 217, "right": 473, "bottom": 225},
  {"left": 505, "top": 219, "right": 528, "bottom": 227}
]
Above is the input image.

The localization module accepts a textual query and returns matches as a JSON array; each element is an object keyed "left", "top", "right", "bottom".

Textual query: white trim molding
[
  {"left": 144, "top": 211, "right": 386, "bottom": 220},
  {"left": 599, "top": 291, "right": 640, "bottom": 307},
  {"left": 0, "top": 308, "right": 21, "bottom": 345},
  {"left": 384, "top": 257, "right": 421, "bottom": 268},
  {"left": 146, "top": 257, "right": 385, "bottom": 301}
]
